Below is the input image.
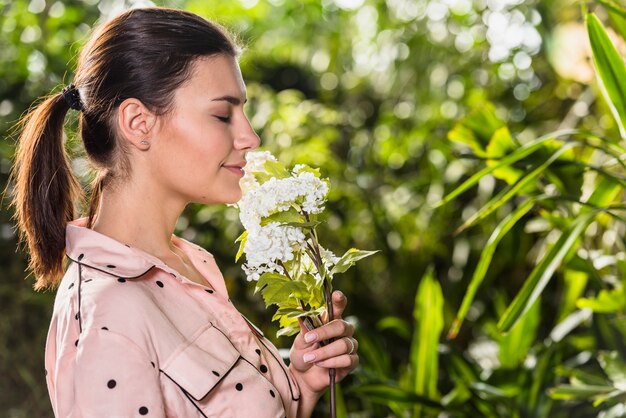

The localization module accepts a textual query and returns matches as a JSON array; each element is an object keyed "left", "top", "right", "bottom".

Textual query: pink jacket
[{"left": 45, "top": 218, "right": 301, "bottom": 417}]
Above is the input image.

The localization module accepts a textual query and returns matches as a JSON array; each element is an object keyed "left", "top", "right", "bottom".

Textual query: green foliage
[
  {"left": 409, "top": 268, "right": 443, "bottom": 418},
  {"left": 4, "top": 0, "right": 626, "bottom": 416}
]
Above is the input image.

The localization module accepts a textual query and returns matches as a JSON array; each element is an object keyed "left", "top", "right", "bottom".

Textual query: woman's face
[{"left": 149, "top": 54, "right": 260, "bottom": 205}]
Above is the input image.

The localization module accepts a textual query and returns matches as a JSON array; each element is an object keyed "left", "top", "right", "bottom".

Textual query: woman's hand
[{"left": 288, "top": 290, "right": 359, "bottom": 410}]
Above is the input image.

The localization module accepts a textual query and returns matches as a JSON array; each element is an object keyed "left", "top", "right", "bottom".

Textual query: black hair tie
[{"left": 62, "top": 84, "right": 83, "bottom": 111}]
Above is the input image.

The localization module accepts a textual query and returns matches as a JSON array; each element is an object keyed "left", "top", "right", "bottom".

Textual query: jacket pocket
[{"left": 161, "top": 322, "right": 241, "bottom": 401}]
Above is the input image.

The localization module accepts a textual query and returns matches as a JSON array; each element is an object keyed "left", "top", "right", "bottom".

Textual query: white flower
[
  {"left": 240, "top": 151, "right": 277, "bottom": 194},
  {"left": 237, "top": 172, "right": 329, "bottom": 232},
  {"left": 236, "top": 151, "right": 330, "bottom": 282},
  {"left": 320, "top": 246, "right": 340, "bottom": 267},
  {"left": 241, "top": 222, "right": 306, "bottom": 281}
]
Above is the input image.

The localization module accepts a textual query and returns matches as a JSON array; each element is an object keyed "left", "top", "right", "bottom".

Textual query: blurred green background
[{"left": 3, "top": 0, "right": 626, "bottom": 417}]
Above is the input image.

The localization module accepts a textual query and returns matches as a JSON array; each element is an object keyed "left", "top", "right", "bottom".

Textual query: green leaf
[
  {"left": 435, "top": 134, "right": 559, "bottom": 208},
  {"left": 468, "top": 382, "right": 511, "bottom": 399},
  {"left": 609, "top": 8, "right": 626, "bottom": 43},
  {"left": 255, "top": 272, "right": 289, "bottom": 293},
  {"left": 498, "top": 211, "right": 596, "bottom": 332},
  {"left": 448, "top": 198, "right": 534, "bottom": 339},
  {"left": 283, "top": 220, "right": 323, "bottom": 228},
  {"left": 458, "top": 143, "right": 576, "bottom": 232},
  {"left": 262, "top": 280, "right": 310, "bottom": 307},
  {"left": 577, "top": 287, "right": 626, "bottom": 313},
  {"left": 486, "top": 127, "right": 524, "bottom": 185},
  {"left": 496, "top": 295, "right": 540, "bottom": 369},
  {"left": 276, "top": 321, "right": 301, "bottom": 337},
  {"left": 584, "top": 175, "right": 623, "bottom": 209},
  {"left": 300, "top": 273, "right": 325, "bottom": 307},
  {"left": 410, "top": 268, "right": 443, "bottom": 417},
  {"left": 556, "top": 366, "right": 611, "bottom": 386},
  {"left": 377, "top": 316, "right": 412, "bottom": 340},
  {"left": 260, "top": 208, "right": 305, "bottom": 226},
  {"left": 598, "top": 351, "right": 626, "bottom": 387},
  {"left": 549, "top": 384, "right": 616, "bottom": 400},
  {"left": 350, "top": 384, "right": 443, "bottom": 408},
  {"left": 235, "top": 230, "right": 247, "bottom": 262},
  {"left": 598, "top": 0, "right": 626, "bottom": 24},
  {"left": 252, "top": 171, "right": 274, "bottom": 184},
  {"left": 447, "top": 102, "right": 506, "bottom": 156},
  {"left": 558, "top": 270, "right": 589, "bottom": 322},
  {"left": 264, "top": 159, "right": 290, "bottom": 178},
  {"left": 587, "top": 13, "right": 626, "bottom": 138},
  {"left": 330, "top": 248, "right": 379, "bottom": 275},
  {"left": 293, "top": 164, "right": 322, "bottom": 178}
]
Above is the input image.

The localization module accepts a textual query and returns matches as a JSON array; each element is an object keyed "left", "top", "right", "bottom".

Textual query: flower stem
[
  {"left": 324, "top": 277, "right": 337, "bottom": 418},
  {"left": 303, "top": 213, "right": 337, "bottom": 418}
]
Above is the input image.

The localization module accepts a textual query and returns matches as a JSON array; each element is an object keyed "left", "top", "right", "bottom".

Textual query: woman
[{"left": 11, "top": 7, "right": 358, "bottom": 418}]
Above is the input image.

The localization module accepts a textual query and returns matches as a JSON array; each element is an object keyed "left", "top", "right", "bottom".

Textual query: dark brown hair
[{"left": 10, "top": 7, "right": 238, "bottom": 289}]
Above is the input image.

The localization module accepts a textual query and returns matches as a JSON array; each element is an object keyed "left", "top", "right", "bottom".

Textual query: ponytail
[{"left": 11, "top": 92, "right": 81, "bottom": 290}]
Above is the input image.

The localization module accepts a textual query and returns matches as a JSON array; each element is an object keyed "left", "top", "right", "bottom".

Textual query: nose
[{"left": 235, "top": 113, "right": 261, "bottom": 151}]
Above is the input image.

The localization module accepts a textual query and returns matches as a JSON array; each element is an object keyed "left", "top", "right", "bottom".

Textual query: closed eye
[{"left": 215, "top": 115, "right": 231, "bottom": 123}]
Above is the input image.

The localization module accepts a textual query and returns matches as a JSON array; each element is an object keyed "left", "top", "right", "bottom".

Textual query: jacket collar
[{"left": 65, "top": 217, "right": 201, "bottom": 279}]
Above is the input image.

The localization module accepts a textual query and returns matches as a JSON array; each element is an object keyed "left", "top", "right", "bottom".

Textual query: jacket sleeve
[{"left": 71, "top": 328, "right": 166, "bottom": 418}]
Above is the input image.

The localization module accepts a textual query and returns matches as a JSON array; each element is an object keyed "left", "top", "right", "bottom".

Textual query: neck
[{"left": 91, "top": 175, "right": 187, "bottom": 259}]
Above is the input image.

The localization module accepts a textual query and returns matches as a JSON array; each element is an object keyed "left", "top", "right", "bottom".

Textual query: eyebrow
[{"left": 211, "top": 95, "right": 247, "bottom": 105}]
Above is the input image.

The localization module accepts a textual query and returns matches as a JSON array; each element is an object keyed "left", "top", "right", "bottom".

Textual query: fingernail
[
  {"left": 304, "top": 332, "right": 318, "bottom": 343},
  {"left": 303, "top": 353, "right": 316, "bottom": 363},
  {"left": 335, "top": 291, "right": 345, "bottom": 300}
]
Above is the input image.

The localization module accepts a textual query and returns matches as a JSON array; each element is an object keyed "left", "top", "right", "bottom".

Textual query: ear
[{"left": 117, "top": 98, "right": 157, "bottom": 150}]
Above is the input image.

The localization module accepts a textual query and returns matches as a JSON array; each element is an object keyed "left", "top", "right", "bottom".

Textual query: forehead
[{"left": 182, "top": 54, "right": 246, "bottom": 99}]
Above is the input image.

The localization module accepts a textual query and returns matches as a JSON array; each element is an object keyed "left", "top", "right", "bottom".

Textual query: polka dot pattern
[{"left": 54, "top": 227, "right": 301, "bottom": 418}]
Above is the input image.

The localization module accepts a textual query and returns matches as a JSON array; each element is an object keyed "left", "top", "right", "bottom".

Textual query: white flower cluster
[
  {"left": 237, "top": 151, "right": 330, "bottom": 281},
  {"left": 239, "top": 151, "right": 277, "bottom": 194}
]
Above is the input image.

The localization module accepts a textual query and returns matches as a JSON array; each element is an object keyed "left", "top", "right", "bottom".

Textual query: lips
[
  {"left": 222, "top": 160, "right": 246, "bottom": 169},
  {"left": 223, "top": 161, "right": 246, "bottom": 176}
]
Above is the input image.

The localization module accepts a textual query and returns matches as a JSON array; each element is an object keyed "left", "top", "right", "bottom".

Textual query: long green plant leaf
[
  {"left": 458, "top": 143, "right": 576, "bottom": 232},
  {"left": 435, "top": 134, "right": 558, "bottom": 208},
  {"left": 598, "top": 0, "right": 626, "bottom": 21},
  {"left": 410, "top": 268, "right": 443, "bottom": 418},
  {"left": 448, "top": 198, "right": 535, "bottom": 339},
  {"left": 350, "top": 384, "right": 443, "bottom": 408},
  {"left": 587, "top": 13, "right": 626, "bottom": 138},
  {"left": 497, "top": 211, "right": 596, "bottom": 332}
]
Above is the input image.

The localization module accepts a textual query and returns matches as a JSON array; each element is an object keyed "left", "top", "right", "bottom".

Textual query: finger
[
  {"left": 291, "top": 318, "right": 318, "bottom": 351},
  {"left": 302, "top": 337, "right": 358, "bottom": 364},
  {"left": 302, "top": 319, "right": 354, "bottom": 345},
  {"left": 325, "top": 290, "right": 348, "bottom": 321},
  {"left": 314, "top": 354, "right": 359, "bottom": 369}
]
